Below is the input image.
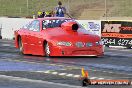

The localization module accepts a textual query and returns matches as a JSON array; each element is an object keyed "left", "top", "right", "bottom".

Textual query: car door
[
  {"left": 27, "top": 20, "right": 43, "bottom": 55},
  {"left": 19, "top": 23, "right": 31, "bottom": 54}
]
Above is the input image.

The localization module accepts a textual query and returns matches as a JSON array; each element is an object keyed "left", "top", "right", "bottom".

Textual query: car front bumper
[{"left": 49, "top": 45, "right": 104, "bottom": 57}]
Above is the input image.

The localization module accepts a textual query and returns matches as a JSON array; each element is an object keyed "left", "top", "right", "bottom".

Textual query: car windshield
[
  {"left": 42, "top": 19, "right": 86, "bottom": 29},
  {"left": 42, "top": 19, "right": 73, "bottom": 29}
]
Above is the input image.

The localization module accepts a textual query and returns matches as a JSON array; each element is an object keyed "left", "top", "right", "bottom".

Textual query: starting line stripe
[
  {"left": 52, "top": 72, "right": 58, "bottom": 75},
  {"left": 90, "top": 77, "right": 98, "bottom": 79},
  {"left": 66, "top": 74, "right": 74, "bottom": 77},
  {"left": 33, "top": 71, "right": 106, "bottom": 80},
  {"left": 58, "top": 73, "right": 67, "bottom": 76}
]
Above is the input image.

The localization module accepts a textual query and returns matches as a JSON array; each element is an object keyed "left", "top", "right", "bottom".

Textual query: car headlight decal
[
  {"left": 57, "top": 41, "right": 72, "bottom": 46},
  {"left": 75, "top": 42, "right": 84, "bottom": 48},
  {"left": 95, "top": 41, "right": 103, "bottom": 45},
  {"left": 86, "top": 42, "right": 93, "bottom": 47}
]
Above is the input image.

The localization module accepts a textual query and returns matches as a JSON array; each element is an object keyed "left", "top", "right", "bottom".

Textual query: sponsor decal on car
[{"left": 77, "top": 20, "right": 101, "bottom": 36}]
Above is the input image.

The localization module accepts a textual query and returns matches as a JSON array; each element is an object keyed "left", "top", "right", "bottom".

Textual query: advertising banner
[
  {"left": 101, "top": 21, "right": 132, "bottom": 48},
  {"left": 77, "top": 20, "right": 101, "bottom": 36}
]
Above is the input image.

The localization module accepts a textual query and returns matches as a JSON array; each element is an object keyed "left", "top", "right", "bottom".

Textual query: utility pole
[
  {"left": 67, "top": 0, "right": 70, "bottom": 13},
  {"left": 27, "top": 0, "right": 29, "bottom": 16},
  {"left": 105, "top": 0, "right": 107, "bottom": 20}
]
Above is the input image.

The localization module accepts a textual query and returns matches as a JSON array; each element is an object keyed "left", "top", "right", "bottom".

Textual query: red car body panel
[{"left": 15, "top": 17, "right": 104, "bottom": 56}]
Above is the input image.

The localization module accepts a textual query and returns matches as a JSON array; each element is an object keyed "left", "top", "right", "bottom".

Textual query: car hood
[{"left": 43, "top": 27, "right": 101, "bottom": 42}]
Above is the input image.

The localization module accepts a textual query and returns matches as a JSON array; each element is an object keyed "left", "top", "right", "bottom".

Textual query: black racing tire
[
  {"left": 44, "top": 42, "right": 50, "bottom": 57},
  {"left": 0, "top": 36, "right": 2, "bottom": 39},
  {"left": 126, "top": 45, "right": 132, "bottom": 49},
  {"left": 18, "top": 37, "right": 24, "bottom": 55},
  {"left": 105, "top": 44, "right": 109, "bottom": 47}
]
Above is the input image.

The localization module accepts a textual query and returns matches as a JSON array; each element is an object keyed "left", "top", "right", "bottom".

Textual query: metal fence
[{"left": 0, "top": 0, "right": 132, "bottom": 19}]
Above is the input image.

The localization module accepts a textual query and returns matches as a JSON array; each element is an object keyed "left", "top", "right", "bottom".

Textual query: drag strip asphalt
[
  {"left": 0, "top": 39, "right": 132, "bottom": 88},
  {"left": 0, "top": 74, "right": 84, "bottom": 88}
]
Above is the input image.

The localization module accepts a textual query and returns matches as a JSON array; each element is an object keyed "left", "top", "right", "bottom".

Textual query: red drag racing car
[{"left": 15, "top": 17, "right": 104, "bottom": 57}]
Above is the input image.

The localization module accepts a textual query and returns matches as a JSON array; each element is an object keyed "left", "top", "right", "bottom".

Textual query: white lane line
[
  {"left": 58, "top": 73, "right": 67, "bottom": 76},
  {"left": 32, "top": 71, "right": 81, "bottom": 78},
  {"left": 109, "top": 46, "right": 125, "bottom": 48},
  {"left": 1, "top": 44, "right": 13, "bottom": 47},
  {"left": 34, "top": 71, "right": 106, "bottom": 80},
  {"left": 35, "top": 71, "right": 45, "bottom": 73},
  {"left": 66, "top": 74, "right": 73, "bottom": 77},
  {"left": 108, "top": 72, "right": 114, "bottom": 73},
  {"left": 102, "top": 71, "right": 107, "bottom": 73},
  {"left": 0, "top": 75, "right": 85, "bottom": 88},
  {"left": 58, "top": 65, "right": 64, "bottom": 67},
  {"left": 92, "top": 70, "right": 97, "bottom": 71},
  {"left": 32, "top": 71, "right": 109, "bottom": 80},
  {"left": 50, "top": 64, "right": 56, "bottom": 66},
  {"left": 109, "top": 48, "right": 119, "bottom": 50},
  {"left": 90, "top": 77, "right": 97, "bottom": 79},
  {"left": 33, "top": 71, "right": 81, "bottom": 78},
  {"left": 98, "top": 78, "right": 105, "bottom": 80},
  {"left": 52, "top": 72, "right": 58, "bottom": 75},
  {"left": 73, "top": 75, "right": 81, "bottom": 78},
  {"left": 44, "top": 71, "right": 51, "bottom": 74},
  {"left": 66, "top": 66, "right": 73, "bottom": 68}
]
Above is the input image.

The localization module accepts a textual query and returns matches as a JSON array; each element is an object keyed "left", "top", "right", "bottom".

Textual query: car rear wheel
[
  {"left": 44, "top": 42, "right": 50, "bottom": 56},
  {"left": 18, "top": 37, "right": 24, "bottom": 54},
  {"left": 126, "top": 45, "right": 132, "bottom": 49}
]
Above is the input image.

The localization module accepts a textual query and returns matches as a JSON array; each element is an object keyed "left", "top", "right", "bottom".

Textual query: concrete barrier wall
[
  {"left": 0, "top": 17, "right": 33, "bottom": 39},
  {"left": 0, "top": 17, "right": 101, "bottom": 39}
]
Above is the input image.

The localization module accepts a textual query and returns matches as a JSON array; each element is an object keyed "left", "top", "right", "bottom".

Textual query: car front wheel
[
  {"left": 44, "top": 42, "right": 50, "bottom": 56},
  {"left": 18, "top": 37, "right": 24, "bottom": 54}
]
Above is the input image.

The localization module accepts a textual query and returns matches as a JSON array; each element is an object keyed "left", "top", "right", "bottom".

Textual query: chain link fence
[{"left": 0, "top": 0, "right": 132, "bottom": 19}]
